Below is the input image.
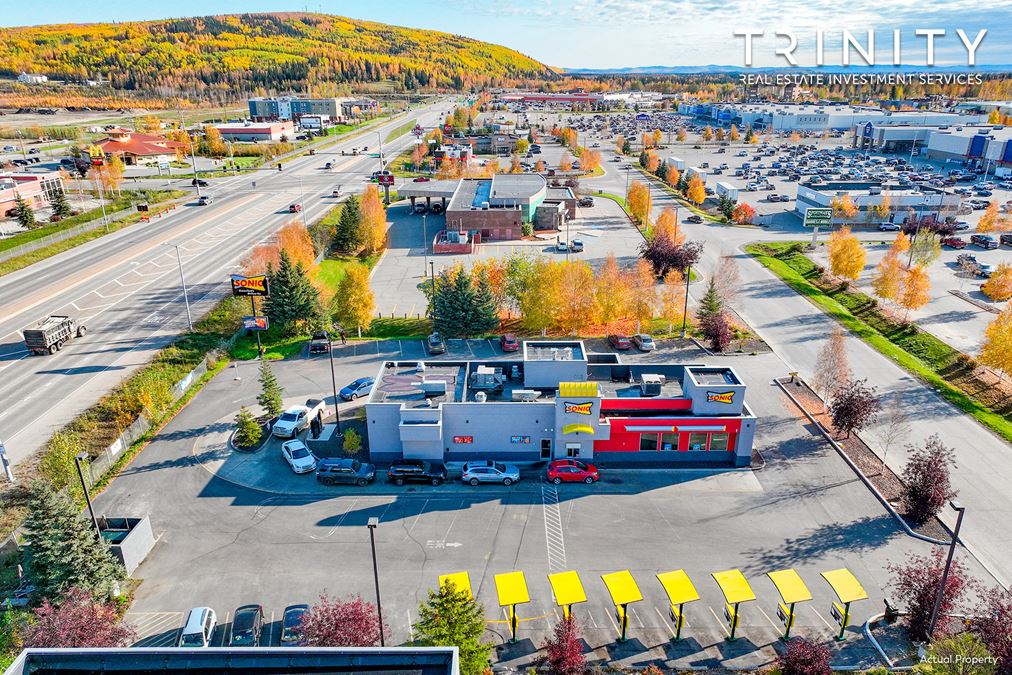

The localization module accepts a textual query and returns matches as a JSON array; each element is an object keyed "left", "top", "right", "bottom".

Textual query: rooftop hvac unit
[
  {"left": 512, "top": 389, "right": 539, "bottom": 402},
  {"left": 475, "top": 391, "right": 487, "bottom": 403},
  {"left": 640, "top": 374, "right": 664, "bottom": 397},
  {"left": 419, "top": 380, "right": 447, "bottom": 397}
]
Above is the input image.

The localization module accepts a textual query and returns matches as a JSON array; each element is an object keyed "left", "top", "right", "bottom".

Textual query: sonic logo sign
[
  {"left": 706, "top": 391, "right": 735, "bottom": 405},
  {"left": 230, "top": 274, "right": 269, "bottom": 297},
  {"left": 563, "top": 401, "right": 593, "bottom": 415}
]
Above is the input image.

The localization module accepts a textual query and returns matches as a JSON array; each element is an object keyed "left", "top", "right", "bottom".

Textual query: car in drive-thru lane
[
  {"left": 387, "top": 459, "right": 447, "bottom": 486},
  {"left": 316, "top": 458, "right": 376, "bottom": 486},
  {"left": 547, "top": 459, "right": 600, "bottom": 484},
  {"left": 271, "top": 399, "right": 325, "bottom": 438},
  {"left": 339, "top": 377, "right": 375, "bottom": 400},
  {"left": 281, "top": 440, "right": 318, "bottom": 474},
  {"left": 461, "top": 460, "right": 520, "bottom": 486}
]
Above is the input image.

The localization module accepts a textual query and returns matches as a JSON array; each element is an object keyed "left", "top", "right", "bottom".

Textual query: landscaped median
[{"left": 746, "top": 241, "right": 1012, "bottom": 443}]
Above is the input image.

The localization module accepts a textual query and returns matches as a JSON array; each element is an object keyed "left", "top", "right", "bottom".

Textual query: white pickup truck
[{"left": 271, "top": 398, "right": 326, "bottom": 438}]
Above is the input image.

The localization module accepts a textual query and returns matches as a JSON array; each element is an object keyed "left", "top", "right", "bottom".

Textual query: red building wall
[{"left": 597, "top": 417, "right": 743, "bottom": 453}]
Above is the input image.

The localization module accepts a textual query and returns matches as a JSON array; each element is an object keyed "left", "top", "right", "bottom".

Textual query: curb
[{"left": 773, "top": 377, "right": 949, "bottom": 546}]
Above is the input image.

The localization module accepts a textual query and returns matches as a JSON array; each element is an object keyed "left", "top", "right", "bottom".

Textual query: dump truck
[{"left": 23, "top": 315, "right": 86, "bottom": 355}]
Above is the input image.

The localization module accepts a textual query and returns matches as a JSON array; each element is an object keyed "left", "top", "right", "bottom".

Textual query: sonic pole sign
[{"left": 231, "top": 274, "right": 270, "bottom": 357}]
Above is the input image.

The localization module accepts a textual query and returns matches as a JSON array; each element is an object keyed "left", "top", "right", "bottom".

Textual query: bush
[
  {"left": 774, "top": 637, "right": 832, "bottom": 675},
  {"left": 233, "top": 407, "right": 262, "bottom": 449},
  {"left": 343, "top": 429, "right": 362, "bottom": 455},
  {"left": 521, "top": 222, "right": 533, "bottom": 237},
  {"left": 901, "top": 434, "right": 957, "bottom": 524},
  {"left": 889, "top": 547, "right": 971, "bottom": 641},
  {"left": 542, "top": 617, "right": 585, "bottom": 675},
  {"left": 916, "top": 633, "right": 996, "bottom": 675}
]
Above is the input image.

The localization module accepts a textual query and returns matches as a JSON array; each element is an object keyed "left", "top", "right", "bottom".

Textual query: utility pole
[
  {"left": 74, "top": 453, "right": 101, "bottom": 536},
  {"left": 927, "top": 501, "right": 966, "bottom": 639},
  {"left": 298, "top": 176, "right": 309, "bottom": 228},
  {"left": 680, "top": 265, "right": 692, "bottom": 338},
  {"left": 165, "top": 244, "right": 193, "bottom": 332}
]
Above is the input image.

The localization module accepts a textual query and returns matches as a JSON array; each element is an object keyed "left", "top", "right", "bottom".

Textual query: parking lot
[{"left": 93, "top": 338, "right": 995, "bottom": 669}]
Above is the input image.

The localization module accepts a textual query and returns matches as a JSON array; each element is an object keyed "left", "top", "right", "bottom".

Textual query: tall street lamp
[
  {"left": 164, "top": 243, "right": 193, "bottom": 332},
  {"left": 429, "top": 261, "right": 436, "bottom": 318},
  {"left": 297, "top": 176, "right": 309, "bottom": 228},
  {"left": 680, "top": 264, "right": 692, "bottom": 338},
  {"left": 374, "top": 131, "right": 385, "bottom": 172},
  {"left": 74, "top": 452, "right": 101, "bottom": 536},
  {"left": 367, "top": 517, "right": 385, "bottom": 646},
  {"left": 927, "top": 500, "right": 966, "bottom": 639},
  {"left": 327, "top": 334, "right": 342, "bottom": 434},
  {"left": 422, "top": 213, "right": 428, "bottom": 274}
]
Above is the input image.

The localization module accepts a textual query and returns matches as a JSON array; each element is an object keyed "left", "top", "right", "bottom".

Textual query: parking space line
[
  {"left": 408, "top": 499, "right": 430, "bottom": 534},
  {"left": 708, "top": 605, "right": 730, "bottom": 638},
  {"left": 756, "top": 605, "right": 781, "bottom": 632},
  {"left": 630, "top": 606, "right": 645, "bottom": 628},
  {"left": 267, "top": 610, "right": 275, "bottom": 646},
  {"left": 654, "top": 606, "right": 676, "bottom": 638},
  {"left": 605, "top": 606, "right": 619, "bottom": 634},
  {"left": 811, "top": 606, "right": 836, "bottom": 634}
]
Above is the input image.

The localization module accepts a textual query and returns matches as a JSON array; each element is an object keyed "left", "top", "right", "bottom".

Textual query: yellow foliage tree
[
  {"left": 889, "top": 231, "right": 911, "bottom": 256},
  {"left": 556, "top": 261, "right": 596, "bottom": 334},
  {"left": 676, "top": 128, "right": 687, "bottom": 142},
  {"left": 581, "top": 149, "right": 601, "bottom": 172},
  {"left": 658, "top": 269, "right": 685, "bottom": 334},
  {"left": 982, "top": 263, "right": 1012, "bottom": 302},
  {"left": 628, "top": 259, "right": 657, "bottom": 331},
  {"left": 626, "top": 181, "right": 652, "bottom": 226},
  {"left": 559, "top": 153, "right": 573, "bottom": 172},
  {"left": 644, "top": 151, "right": 661, "bottom": 173},
  {"left": 534, "top": 159, "right": 546, "bottom": 173},
  {"left": 871, "top": 250, "right": 904, "bottom": 303},
  {"left": 509, "top": 154, "right": 522, "bottom": 173},
  {"left": 831, "top": 194, "right": 859, "bottom": 221},
  {"left": 898, "top": 265, "right": 931, "bottom": 319},
  {"left": 827, "top": 227, "right": 866, "bottom": 280},
  {"left": 277, "top": 221, "right": 317, "bottom": 273},
  {"left": 728, "top": 125, "right": 739, "bottom": 142},
  {"left": 359, "top": 185, "right": 387, "bottom": 254},
  {"left": 592, "top": 254, "right": 631, "bottom": 329},
  {"left": 977, "top": 202, "right": 999, "bottom": 233},
  {"left": 873, "top": 191, "right": 893, "bottom": 220},
  {"left": 664, "top": 164, "right": 681, "bottom": 187},
  {"left": 652, "top": 207, "right": 683, "bottom": 245},
  {"left": 614, "top": 134, "right": 626, "bottom": 154},
  {"left": 980, "top": 305, "right": 1012, "bottom": 380},
  {"left": 686, "top": 175, "right": 706, "bottom": 205},
  {"left": 333, "top": 265, "right": 375, "bottom": 334},
  {"left": 652, "top": 129, "right": 662, "bottom": 147},
  {"left": 702, "top": 126, "right": 713, "bottom": 142}
]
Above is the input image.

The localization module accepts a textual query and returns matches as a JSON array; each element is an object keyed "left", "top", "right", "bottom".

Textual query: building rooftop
[
  {"left": 687, "top": 366, "right": 741, "bottom": 386},
  {"left": 370, "top": 363, "right": 465, "bottom": 408},
  {"left": 800, "top": 180, "right": 951, "bottom": 196},
  {"left": 490, "top": 173, "right": 546, "bottom": 200},
  {"left": 524, "top": 341, "right": 585, "bottom": 362},
  {"left": 463, "top": 361, "right": 686, "bottom": 403},
  {"left": 546, "top": 186, "right": 575, "bottom": 200}
]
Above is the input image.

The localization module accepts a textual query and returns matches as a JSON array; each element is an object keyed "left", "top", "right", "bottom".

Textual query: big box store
[{"left": 366, "top": 341, "right": 756, "bottom": 467}]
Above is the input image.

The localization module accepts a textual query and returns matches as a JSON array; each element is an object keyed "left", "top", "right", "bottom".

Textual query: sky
[{"left": 5, "top": 0, "right": 1012, "bottom": 69}]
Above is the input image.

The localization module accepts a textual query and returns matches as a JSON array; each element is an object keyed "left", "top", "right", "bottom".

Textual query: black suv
[
  {"left": 309, "top": 331, "right": 330, "bottom": 354},
  {"left": 387, "top": 460, "right": 447, "bottom": 486},
  {"left": 316, "top": 459, "right": 376, "bottom": 486}
]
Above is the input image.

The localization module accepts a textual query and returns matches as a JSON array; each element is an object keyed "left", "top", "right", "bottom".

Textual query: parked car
[
  {"left": 1000, "top": 234, "right": 1012, "bottom": 247},
  {"left": 941, "top": 237, "right": 968, "bottom": 249},
  {"left": 387, "top": 459, "right": 447, "bottom": 486},
  {"left": 608, "top": 334, "right": 632, "bottom": 350},
  {"left": 191, "top": 178, "right": 208, "bottom": 187},
  {"left": 229, "top": 605, "right": 264, "bottom": 646},
  {"left": 280, "top": 604, "right": 308, "bottom": 644},
  {"left": 632, "top": 334, "right": 656, "bottom": 351},
  {"left": 178, "top": 607, "right": 217, "bottom": 647},
  {"left": 461, "top": 460, "right": 520, "bottom": 486},
  {"left": 952, "top": 221, "right": 971, "bottom": 231},
  {"left": 289, "top": 203, "right": 302, "bottom": 213},
  {"left": 339, "top": 377, "right": 375, "bottom": 400},
  {"left": 197, "top": 194, "right": 213, "bottom": 206},
  {"left": 281, "top": 440, "right": 318, "bottom": 474},
  {"left": 412, "top": 176, "right": 431, "bottom": 182},
  {"left": 878, "top": 222, "right": 900, "bottom": 231},
  {"left": 547, "top": 459, "right": 599, "bottom": 485},
  {"left": 500, "top": 334, "right": 520, "bottom": 352},
  {"left": 686, "top": 215, "right": 703, "bottom": 224},
  {"left": 309, "top": 331, "right": 330, "bottom": 354},
  {"left": 978, "top": 263, "right": 996, "bottom": 278},
  {"left": 27, "top": 148, "right": 39, "bottom": 155},
  {"left": 956, "top": 253, "right": 978, "bottom": 267},
  {"left": 569, "top": 238, "right": 584, "bottom": 252},
  {"left": 578, "top": 196, "right": 594, "bottom": 207},
  {"left": 316, "top": 458, "right": 376, "bottom": 486},
  {"left": 427, "top": 332, "right": 446, "bottom": 355},
  {"left": 971, "top": 234, "right": 999, "bottom": 249},
  {"left": 272, "top": 405, "right": 314, "bottom": 438},
  {"left": 413, "top": 203, "right": 427, "bottom": 214},
  {"left": 556, "top": 240, "right": 568, "bottom": 252}
]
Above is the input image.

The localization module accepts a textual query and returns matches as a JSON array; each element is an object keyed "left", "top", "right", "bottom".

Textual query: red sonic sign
[{"left": 230, "top": 274, "right": 269, "bottom": 297}]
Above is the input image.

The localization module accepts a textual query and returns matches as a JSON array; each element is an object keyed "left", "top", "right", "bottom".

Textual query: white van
[{"left": 178, "top": 607, "right": 217, "bottom": 647}]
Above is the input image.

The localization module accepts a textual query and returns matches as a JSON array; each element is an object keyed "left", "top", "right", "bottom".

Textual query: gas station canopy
[
  {"left": 712, "top": 569, "right": 756, "bottom": 604},
  {"left": 821, "top": 569, "right": 868, "bottom": 604}
]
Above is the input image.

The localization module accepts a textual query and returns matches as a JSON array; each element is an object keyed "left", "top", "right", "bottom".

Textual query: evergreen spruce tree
[
  {"left": 334, "top": 196, "right": 362, "bottom": 254},
  {"left": 696, "top": 277, "right": 724, "bottom": 328},
  {"left": 234, "top": 406, "right": 262, "bottom": 448},
  {"left": 13, "top": 192, "right": 37, "bottom": 230},
  {"left": 444, "top": 270, "right": 477, "bottom": 337},
  {"left": 471, "top": 269, "right": 499, "bottom": 335},
  {"left": 256, "top": 361, "right": 284, "bottom": 418},
  {"left": 265, "top": 250, "right": 319, "bottom": 334},
  {"left": 431, "top": 271, "right": 456, "bottom": 336},
  {"left": 50, "top": 188, "right": 72, "bottom": 219},
  {"left": 413, "top": 583, "right": 491, "bottom": 675},
  {"left": 24, "top": 482, "right": 125, "bottom": 600}
]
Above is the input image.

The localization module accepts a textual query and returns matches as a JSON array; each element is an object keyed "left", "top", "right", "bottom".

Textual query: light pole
[
  {"left": 226, "top": 140, "right": 235, "bottom": 175},
  {"left": 367, "top": 517, "right": 385, "bottom": 646},
  {"left": 374, "top": 131, "right": 385, "bottom": 172},
  {"left": 164, "top": 243, "right": 193, "bottom": 332},
  {"left": 680, "top": 265, "right": 692, "bottom": 338},
  {"left": 188, "top": 136, "right": 202, "bottom": 197},
  {"left": 15, "top": 129, "right": 27, "bottom": 160},
  {"left": 429, "top": 261, "right": 436, "bottom": 318},
  {"left": 422, "top": 213, "right": 429, "bottom": 273},
  {"left": 327, "top": 334, "right": 342, "bottom": 434},
  {"left": 927, "top": 501, "right": 966, "bottom": 639},
  {"left": 297, "top": 176, "right": 309, "bottom": 227},
  {"left": 0, "top": 440, "right": 13, "bottom": 483},
  {"left": 74, "top": 452, "right": 101, "bottom": 536}
]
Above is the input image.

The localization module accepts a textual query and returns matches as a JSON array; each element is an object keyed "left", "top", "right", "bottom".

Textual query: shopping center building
[{"left": 365, "top": 341, "right": 756, "bottom": 467}]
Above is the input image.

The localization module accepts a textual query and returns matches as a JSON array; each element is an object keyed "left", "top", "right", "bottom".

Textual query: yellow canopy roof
[
  {"left": 712, "top": 569, "right": 756, "bottom": 604},
  {"left": 549, "top": 571, "right": 588, "bottom": 607},
  {"left": 438, "top": 572, "right": 472, "bottom": 599},
  {"left": 494, "top": 571, "right": 530, "bottom": 607},
  {"left": 562, "top": 423, "right": 594, "bottom": 435},
  {"left": 656, "top": 570, "right": 700, "bottom": 606},
  {"left": 559, "top": 381, "right": 599, "bottom": 398},
  {"left": 766, "top": 569, "right": 813, "bottom": 605},
  {"left": 821, "top": 568, "right": 868, "bottom": 604},
  {"left": 601, "top": 570, "right": 643, "bottom": 606}
]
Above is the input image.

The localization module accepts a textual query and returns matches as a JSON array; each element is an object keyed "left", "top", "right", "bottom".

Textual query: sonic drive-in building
[{"left": 365, "top": 341, "right": 756, "bottom": 467}]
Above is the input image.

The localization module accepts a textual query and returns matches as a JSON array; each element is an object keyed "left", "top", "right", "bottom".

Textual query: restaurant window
[
  {"left": 660, "top": 432, "right": 679, "bottom": 451},
  {"left": 709, "top": 433, "right": 730, "bottom": 452},
  {"left": 639, "top": 434, "right": 658, "bottom": 451},
  {"left": 687, "top": 432, "right": 708, "bottom": 451}
]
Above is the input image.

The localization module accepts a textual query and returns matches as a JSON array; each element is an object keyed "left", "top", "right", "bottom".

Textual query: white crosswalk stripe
[
  {"left": 541, "top": 484, "right": 567, "bottom": 572},
  {"left": 127, "top": 611, "right": 183, "bottom": 647}
]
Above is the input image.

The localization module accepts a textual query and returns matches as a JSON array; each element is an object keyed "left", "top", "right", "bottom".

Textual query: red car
[
  {"left": 289, "top": 203, "right": 302, "bottom": 213},
  {"left": 608, "top": 334, "right": 632, "bottom": 350},
  {"left": 547, "top": 459, "right": 599, "bottom": 485},
  {"left": 412, "top": 176, "right": 431, "bottom": 182},
  {"left": 942, "top": 237, "right": 967, "bottom": 249},
  {"left": 500, "top": 333, "right": 520, "bottom": 352}
]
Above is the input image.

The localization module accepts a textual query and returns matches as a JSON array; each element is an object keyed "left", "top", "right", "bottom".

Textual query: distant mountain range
[{"left": 564, "top": 64, "right": 1012, "bottom": 75}]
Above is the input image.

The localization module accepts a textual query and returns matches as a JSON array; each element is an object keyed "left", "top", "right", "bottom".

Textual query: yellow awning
[
  {"left": 712, "top": 569, "right": 756, "bottom": 604},
  {"left": 656, "top": 570, "right": 700, "bottom": 606},
  {"left": 767, "top": 569, "right": 813, "bottom": 605},
  {"left": 439, "top": 572, "right": 472, "bottom": 599},
  {"left": 601, "top": 570, "right": 643, "bottom": 606},
  {"left": 821, "top": 569, "right": 868, "bottom": 604},
  {"left": 549, "top": 571, "right": 588, "bottom": 608},
  {"left": 494, "top": 571, "right": 530, "bottom": 607},
  {"left": 562, "top": 423, "right": 594, "bottom": 435},
  {"left": 559, "top": 381, "right": 599, "bottom": 398}
]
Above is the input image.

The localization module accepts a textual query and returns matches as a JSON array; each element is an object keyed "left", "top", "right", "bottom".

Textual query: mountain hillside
[{"left": 0, "top": 13, "right": 557, "bottom": 95}]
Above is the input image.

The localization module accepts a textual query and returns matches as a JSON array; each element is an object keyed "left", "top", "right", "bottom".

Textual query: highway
[{"left": 0, "top": 100, "right": 448, "bottom": 468}]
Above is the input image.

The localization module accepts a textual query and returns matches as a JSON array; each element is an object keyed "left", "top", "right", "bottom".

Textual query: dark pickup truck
[
  {"left": 387, "top": 460, "right": 447, "bottom": 486},
  {"left": 24, "top": 315, "right": 86, "bottom": 355}
]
